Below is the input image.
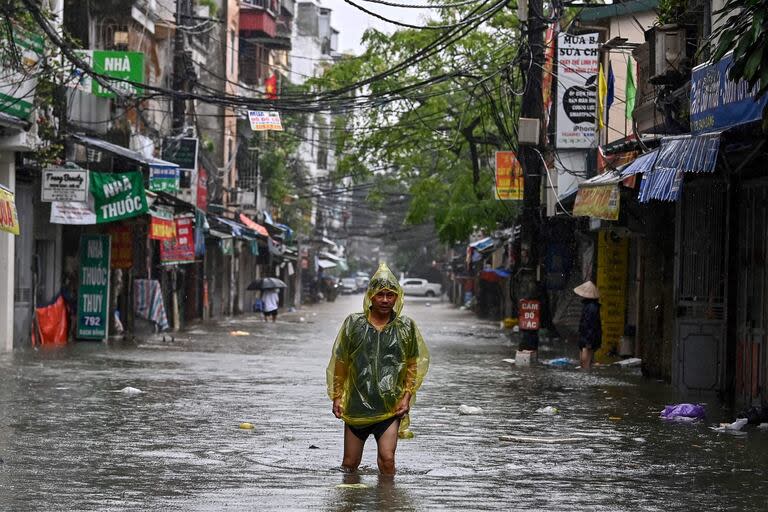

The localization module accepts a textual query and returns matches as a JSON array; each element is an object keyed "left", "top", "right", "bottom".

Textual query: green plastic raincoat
[{"left": 327, "top": 263, "right": 429, "bottom": 437}]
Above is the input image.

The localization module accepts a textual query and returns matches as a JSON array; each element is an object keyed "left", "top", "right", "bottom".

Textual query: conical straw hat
[{"left": 574, "top": 280, "right": 599, "bottom": 299}]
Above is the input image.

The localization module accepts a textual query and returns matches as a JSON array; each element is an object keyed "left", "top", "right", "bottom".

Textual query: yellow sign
[
  {"left": 495, "top": 151, "right": 524, "bottom": 200},
  {"left": 573, "top": 185, "right": 620, "bottom": 221},
  {"left": 0, "top": 185, "right": 19, "bottom": 235},
  {"left": 596, "top": 230, "right": 628, "bottom": 361}
]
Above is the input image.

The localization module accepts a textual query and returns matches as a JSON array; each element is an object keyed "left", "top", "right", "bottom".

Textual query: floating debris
[
  {"left": 309, "top": 445, "right": 319, "bottom": 449},
  {"left": 230, "top": 331, "right": 250, "bottom": 336},
  {"left": 536, "top": 406, "right": 559, "bottom": 415},
  {"left": 239, "top": 422, "right": 255, "bottom": 430},
  {"left": 336, "top": 483, "right": 368, "bottom": 489},
  {"left": 502, "top": 358, "right": 516, "bottom": 364},
  {"left": 711, "top": 418, "right": 748, "bottom": 434},
  {"left": 119, "top": 387, "right": 142, "bottom": 396},
  {"left": 458, "top": 405, "right": 483, "bottom": 415},
  {"left": 615, "top": 358, "right": 642, "bottom": 367}
]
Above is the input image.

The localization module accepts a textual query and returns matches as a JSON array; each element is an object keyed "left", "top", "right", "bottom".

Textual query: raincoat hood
[{"left": 363, "top": 263, "right": 405, "bottom": 318}]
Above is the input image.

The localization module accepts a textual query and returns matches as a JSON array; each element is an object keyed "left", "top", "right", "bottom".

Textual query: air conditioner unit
[{"left": 647, "top": 25, "right": 686, "bottom": 84}]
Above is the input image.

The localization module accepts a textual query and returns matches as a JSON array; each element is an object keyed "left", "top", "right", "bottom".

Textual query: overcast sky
[{"left": 321, "top": 0, "right": 435, "bottom": 54}]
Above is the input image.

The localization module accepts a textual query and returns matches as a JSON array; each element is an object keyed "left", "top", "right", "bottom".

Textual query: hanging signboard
[
  {"left": 573, "top": 185, "right": 620, "bottom": 221},
  {"left": 160, "top": 216, "right": 195, "bottom": 264},
  {"left": 50, "top": 201, "right": 97, "bottom": 225},
  {"left": 0, "top": 23, "right": 44, "bottom": 120},
  {"left": 67, "top": 50, "right": 145, "bottom": 98},
  {"left": 248, "top": 111, "right": 283, "bottom": 131},
  {"left": 519, "top": 299, "right": 541, "bottom": 330},
  {"left": 41, "top": 168, "right": 89, "bottom": 202},
  {"left": 161, "top": 137, "right": 199, "bottom": 172},
  {"left": 90, "top": 171, "right": 148, "bottom": 224},
  {"left": 0, "top": 184, "right": 19, "bottom": 235},
  {"left": 149, "top": 206, "right": 176, "bottom": 240},
  {"left": 556, "top": 33, "right": 599, "bottom": 148},
  {"left": 109, "top": 223, "right": 133, "bottom": 269},
  {"left": 76, "top": 234, "right": 111, "bottom": 340},
  {"left": 495, "top": 151, "right": 524, "bottom": 200},
  {"left": 196, "top": 165, "right": 208, "bottom": 211},
  {"left": 148, "top": 164, "right": 180, "bottom": 192},
  {"left": 690, "top": 52, "right": 768, "bottom": 135}
]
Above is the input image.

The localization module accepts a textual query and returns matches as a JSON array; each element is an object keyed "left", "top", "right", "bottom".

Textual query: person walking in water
[
  {"left": 574, "top": 280, "right": 601, "bottom": 369},
  {"left": 327, "top": 263, "right": 429, "bottom": 476},
  {"left": 261, "top": 288, "right": 280, "bottom": 322}
]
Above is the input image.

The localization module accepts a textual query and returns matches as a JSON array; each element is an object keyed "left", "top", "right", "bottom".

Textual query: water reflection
[{"left": 330, "top": 472, "right": 415, "bottom": 512}]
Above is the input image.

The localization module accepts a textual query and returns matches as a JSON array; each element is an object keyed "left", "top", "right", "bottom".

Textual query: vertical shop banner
[
  {"left": 109, "top": 224, "right": 133, "bottom": 269},
  {"left": 196, "top": 165, "right": 208, "bottom": 211},
  {"left": 556, "top": 33, "right": 599, "bottom": 148},
  {"left": 148, "top": 164, "right": 180, "bottom": 192},
  {"left": 160, "top": 216, "right": 195, "bottom": 264},
  {"left": 77, "top": 234, "right": 111, "bottom": 340},
  {"left": 541, "top": 23, "right": 558, "bottom": 133},
  {"left": 595, "top": 230, "right": 628, "bottom": 362},
  {"left": 90, "top": 171, "right": 148, "bottom": 223},
  {"left": 495, "top": 151, "right": 524, "bottom": 200},
  {"left": 0, "top": 24, "right": 44, "bottom": 120},
  {"left": 0, "top": 184, "right": 20, "bottom": 235},
  {"left": 149, "top": 206, "right": 176, "bottom": 240}
]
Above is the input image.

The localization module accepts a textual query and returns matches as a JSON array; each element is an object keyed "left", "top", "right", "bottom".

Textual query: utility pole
[
  {"left": 172, "top": 0, "right": 190, "bottom": 133},
  {"left": 516, "top": 0, "right": 545, "bottom": 351}
]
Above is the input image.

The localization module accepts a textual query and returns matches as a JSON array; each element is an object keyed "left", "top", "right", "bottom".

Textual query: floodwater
[{"left": 1, "top": 294, "right": 767, "bottom": 511}]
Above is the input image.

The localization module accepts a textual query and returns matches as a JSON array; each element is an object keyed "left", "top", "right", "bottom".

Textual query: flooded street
[{"left": 1, "top": 294, "right": 767, "bottom": 511}]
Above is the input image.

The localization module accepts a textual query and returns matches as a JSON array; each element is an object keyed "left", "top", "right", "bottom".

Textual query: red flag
[{"left": 265, "top": 74, "right": 278, "bottom": 100}]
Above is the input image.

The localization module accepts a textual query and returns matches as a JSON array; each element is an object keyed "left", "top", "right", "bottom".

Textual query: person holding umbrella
[{"left": 247, "top": 277, "right": 287, "bottom": 322}]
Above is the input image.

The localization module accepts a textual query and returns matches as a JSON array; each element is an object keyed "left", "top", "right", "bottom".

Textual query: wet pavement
[{"left": 1, "top": 294, "right": 767, "bottom": 511}]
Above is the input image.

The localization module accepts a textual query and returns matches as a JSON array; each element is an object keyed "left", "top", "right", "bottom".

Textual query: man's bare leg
[
  {"left": 375, "top": 419, "right": 400, "bottom": 476},
  {"left": 580, "top": 347, "right": 593, "bottom": 369},
  {"left": 342, "top": 425, "right": 364, "bottom": 472}
]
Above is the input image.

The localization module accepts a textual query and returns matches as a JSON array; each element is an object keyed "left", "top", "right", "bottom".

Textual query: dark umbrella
[{"left": 247, "top": 277, "right": 287, "bottom": 290}]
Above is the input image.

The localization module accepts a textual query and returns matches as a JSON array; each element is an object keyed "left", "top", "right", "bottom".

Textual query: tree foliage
[
  {"left": 709, "top": 0, "right": 768, "bottom": 102},
  {"left": 314, "top": 6, "right": 523, "bottom": 244}
]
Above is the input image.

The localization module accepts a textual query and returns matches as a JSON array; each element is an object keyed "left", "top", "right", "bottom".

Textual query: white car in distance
[{"left": 399, "top": 278, "right": 442, "bottom": 297}]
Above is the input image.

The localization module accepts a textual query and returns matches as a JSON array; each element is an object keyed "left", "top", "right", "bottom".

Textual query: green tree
[{"left": 314, "top": 6, "right": 524, "bottom": 244}]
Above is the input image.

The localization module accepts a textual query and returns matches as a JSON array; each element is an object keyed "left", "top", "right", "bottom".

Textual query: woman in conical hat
[
  {"left": 574, "top": 281, "right": 601, "bottom": 369},
  {"left": 327, "top": 263, "right": 429, "bottom": 475}
]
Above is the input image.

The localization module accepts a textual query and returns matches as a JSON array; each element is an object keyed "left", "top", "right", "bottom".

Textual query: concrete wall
[{"left": 0, "top": 152, "right": 15, "bottom": 351}]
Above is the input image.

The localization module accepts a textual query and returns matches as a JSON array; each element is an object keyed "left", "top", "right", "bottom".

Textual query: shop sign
[
  {"left": 149, "top": 206, "right": 176, "bottom": 240},
  {"left": 41, "top": 168, "right": 89, "bottom": 202},
  {"left": 495, "top": 151, "right": 524, "bottom": 200},
  {"left": 109, "top": 224, "right": 133, "bottom": 269},
  {"left": 196, "top": 165, "right": 208, "bottom": 211},
  {"left": 596, "top": 230, "right": 629, "bottom": 362},
  {"left": 67, "top": 50, "right": 145, "bottom": 98},
  {"left": 573, "top": 185, "right": 620, "bottom": 221},
  {"left": 519, "top": 299, "right": 541, "bottom": 330},
  {"left": 556, "top": 32, "right": 599, "bottom": 148},
  {"left": 0, "top": 23, "right": 44, "bottom": 120},
  {"left": 77, "top": 234, "right": 110, "bottom": 340},
  {"left": 148, "top": 165, "right": 180, "bottom": 192},
  {"left": 161, "top": 138, "right": 198, "bottom": 172},
  {"left": 160, "top": 216, "right": 195, "bottom": 264},
  {"left": 248, "top": 110, "right": 283, "bottom": 131},
  {"left": 0, "top": 184, "right": 19, "bottom": 235},
  {"left": 50, "top": 201, "right": 97, "bottom": 225},
  {"left": 691, "top": 52, "right": 768, "bottom": 135},
  {"left": 90, "top": 171, "right": 148, "bottom": 223}
]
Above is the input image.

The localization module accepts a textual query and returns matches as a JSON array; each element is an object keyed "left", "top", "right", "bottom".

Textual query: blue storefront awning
[
  {"left": 632, "top": 132, "right": 722, "bottom": 203},
  {"left": 621, "top": 150, "right": 658, "bottom": 177}
]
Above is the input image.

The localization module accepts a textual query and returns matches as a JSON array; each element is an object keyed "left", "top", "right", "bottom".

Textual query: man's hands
[
  {"left": 332, "top": 397, "right": 344, "bottom": 419},
  {"left": 394, "top": 392, "right": 412, "bottom": 417}
]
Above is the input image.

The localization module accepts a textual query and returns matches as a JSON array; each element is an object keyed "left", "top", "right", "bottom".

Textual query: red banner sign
[
  {"left": 519, "top": 299, "right": 541, "bottom": 330},
  {"left": 160, "top": 216, "right": 195, "bottom": 264},
  {"left": 109, "top": 223, "right": 133, "bottom": 269},
  {"left": 196, "top": 166, "right": 207, "bottom": 211},
  {"left": 495, "top": 151, "right": 524, "bottom": 200},
  {"left": 149, "top": 209, "right": 176, "bottom": 241}
]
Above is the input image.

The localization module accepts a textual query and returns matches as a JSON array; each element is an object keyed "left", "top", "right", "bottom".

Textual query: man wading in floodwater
[{"left": 327, "top": 263, "right": 429, "bottom": 476}]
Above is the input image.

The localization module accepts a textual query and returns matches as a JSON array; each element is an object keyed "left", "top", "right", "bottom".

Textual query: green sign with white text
[
  {"left": 69, "top": 50, "right": 145, "bottom": 98},
  {"left": 90, "top": 171, "right": 148, "bottom": 223},
  {"left": 77, "top": 235, "right": 111, "bottom": 340},
  {"left": 0, "top": 23, "right": 44, "bottom": 120}
]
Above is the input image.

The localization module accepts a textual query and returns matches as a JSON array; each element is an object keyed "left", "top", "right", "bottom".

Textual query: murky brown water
[{"left": 1, "top": 295, "right": 767, "bottom": 510}]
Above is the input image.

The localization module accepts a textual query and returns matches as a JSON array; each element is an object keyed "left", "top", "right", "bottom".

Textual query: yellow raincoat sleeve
[{"left": 326, "top": 316, "right": 352, "bottom": 401}]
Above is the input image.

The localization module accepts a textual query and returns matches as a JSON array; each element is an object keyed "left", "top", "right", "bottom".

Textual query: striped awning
[
  {"left": 634, "top": 132, "right": 722, "bottom": 203},
  {"left": 621, "top": 150, "right": 658, "bottom": 177}
]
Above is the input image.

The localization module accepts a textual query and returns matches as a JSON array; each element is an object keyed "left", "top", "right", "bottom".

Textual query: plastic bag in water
[{"left": 660, "top": 403, "right": 705, "bottom": 422}]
